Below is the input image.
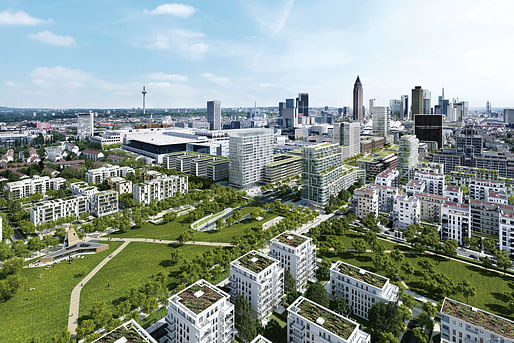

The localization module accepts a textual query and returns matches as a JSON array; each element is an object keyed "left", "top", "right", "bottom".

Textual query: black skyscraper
[
  {"left": 297, "top": 93, "right": 309, "bottom": 117},
  {"left": 414, "top": 114, "right": 443, "bottom": 149},
  {"left": 353, "top": 76, "right": 363, "bottom": 121}
]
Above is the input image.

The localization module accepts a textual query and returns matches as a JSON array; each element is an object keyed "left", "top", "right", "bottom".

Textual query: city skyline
[{"left": 1, "top": 0, "right": 514, "bottom": 108}]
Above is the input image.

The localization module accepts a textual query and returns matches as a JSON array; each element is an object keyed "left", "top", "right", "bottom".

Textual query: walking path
[
  {"left": 68, "top": 241, "right": 129, "bottom": 339},
  {"left": 106, "top": 237, "right": 233, "bottom": 247}
]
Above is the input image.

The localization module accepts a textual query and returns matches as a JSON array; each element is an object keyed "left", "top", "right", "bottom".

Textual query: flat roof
[
  {"left": 233, "top": 250, "right": 277, "bottom": 274},
  {"left": 273, "top": 231, "right": 309, "bottom": 248},
  {"left": 333, "top": 261, "right": 387, "bottom": 289},
  {"left": 175, "top": 280, "right": 225, "bottom": 314},
  {"left": 128, "top": 133, "right": 206, "bottom": 146},
  {"left": 93, "top": 319, "right": 157, "bottom": 343}
]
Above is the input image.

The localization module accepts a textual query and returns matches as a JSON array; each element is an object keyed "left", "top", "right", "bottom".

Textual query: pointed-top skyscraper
[{"left": 353, "top": 76, "right": 363, "bottom": 121}]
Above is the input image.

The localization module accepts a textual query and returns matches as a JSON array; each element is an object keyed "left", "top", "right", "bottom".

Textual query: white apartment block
[
  {"left": 133, "top": 175, "right": 188, "bottom": 205},
  {"left": 415, "top": 192, "right": 448, "bottom": 223},
  {"left": 469, "top": 178, "right": 507, "bottom": 201},
  {"left": 287, "top": 296, "right": 371, "bottom": 343},
  {"left": 353, "top": 187, "right": 379, "bottom": 219},
  {"left": 228, "top": 129, "right": 273, "bottom": 189},
  {"left": 250, "top": 335, "right": 272, "bottom": 343},
  {"left": 85, "top": 164, "right": 134, "bottom": 184},
  {"left": 301, "top": 143, "right": 347, "bottom": 206},
  {"left": 443, "top": 186, "right": 463, "bottom": 203},
  {"left": 406, "top": 179, "right": 426, "bottom": 196},
  {"left": 398, "top": 135, "right": 419, "bottom": 177},
  {"left": 499, "top": 208, "right": 514, "bottom": 257},
  {"left": 4, "top": 175, "right": 66, "bottom": 200},
  {"left": 329, "top": 261, "right": 399, "bottom": 320},
  {"left": 333, "top": 121, "right": 360, "bottom": 158},
  {"left": 369, "top": 184, "right": 398, "bottom": 213},
  {"left": 374, "top": 167, "right": 399, "bottom": 187},
  {"left": 393, "top": 194, "right": 420, "bottom": 230},
  {"left": 229, "top": 250, "right": 283, "bottom": 322},
  {"left": 269, "top": 231, "right": 316, "bottom": 292},
  {"left": 414, "top": 171, "right": 444, "bottom": 195},
  {"left": 408, "top": 162, "right": 444, "bottom": 180},
  {"left": 486, "top": 191, "right": 508, "bottom": 205},
  {"left": 30, "top": 196, "right": 87, "bottom": 226},
  {"left": 440, "top": 298, "right": 513, "bottom": 343},
  {"left": 441, "top": 201, "right": 471, "bottom": 245},
  {"left": 166, "top": 279, "right": 235, "bottom": 343},
  {"left": 107, "top": 176, "right": 132, "bottom": 194},
  {"left": 90, "top": 190, "right": 118, "bottom": 217}
]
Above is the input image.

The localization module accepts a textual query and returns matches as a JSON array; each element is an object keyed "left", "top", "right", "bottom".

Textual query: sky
[{"left": 1, "top": 0, "right": 514, "bottom": 109}]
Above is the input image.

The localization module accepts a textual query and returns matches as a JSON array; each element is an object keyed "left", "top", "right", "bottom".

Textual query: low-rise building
[
  {"left": 30, "top": 196, "right": 87, "bottom": 226},
  {"left": 329, "top": 261, "right": 399, "bottom": 320},
  {"left": 4, "top": 175, "right": 66, "bottom": 200},
  {"left": 45, "top": 146, "right": 65, "bottom": 162},
  {"left": 408, "top": 162, "right": 444, "bottom": 180},
  {"left": 356, "top": 151, "right": 397, "bottom": 181},
  {"left": 163, "top": 151, "right": 230, "bottom": 181},
  {"left": 107, "top": 176, "right": 132, "bottom": 194},
  {"left": 443, "top": 185, "right": 463, "bottom": 203},
  {"left": 353, "top": 187, "right": 379, "bottom": 219},
  {"left": 166, "top": 279, "right": 235, "bottom": 343},
  {"left": 229, "top": 250, "right": 283, "bottom": 322},
  {"left": 415, "top": 192, "right": 447, "bottom": 224},
  {"left": 64, "top": 142, "right": 79, "bottom": 155},
  {"left": 82, "top": 149, "right": 104, "bottom": 161},
  {"left": 287, "top": 296, "right": 371, "bottom": 343},
  {"left": 133, "top": 175, "right": 188, "bottom": 205},
  {"left": 440, "top": 298, "right": 513, "bottom": 343},
  {"left": 374, "top": 167, "right": 399, "bottom": 187},
  {"left": 441, "top": 201, "right": 470, "bottom": 245},
  {"left": 393, "top": 194, "right": 420, "bottom": 230},
  {"left": 270, "top": 231, "right": 316, "bottom": 292}
]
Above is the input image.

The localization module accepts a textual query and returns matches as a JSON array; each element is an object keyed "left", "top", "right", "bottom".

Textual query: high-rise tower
[
  {"left": 141, "top": 85, "right": 148, "bottom": 117},
  {"left": 207, "top": 100, "right": 221, "bottom": 130},
  {"left": 353, "top": 76, "right": 363, "bottom": 122},
  {"left": 411, "top": 86, "right": 424, "bottom": 118}
]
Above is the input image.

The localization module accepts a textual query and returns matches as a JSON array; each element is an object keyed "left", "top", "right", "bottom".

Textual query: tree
[
  {"left": 459, "top": 280, "right": 477, "bottom": 303},
  {"left": 76, "top": 319, "right": 96, "bottom": 339},
  {"left": 479, "top": 256, "right": 493, "bottom": 268},
  {"left": 0, "top": 243, "right": 14, "bottom": 261},
  {"left": 330, "top": 297, "right": 350, "bottom": 315},
  {"left": 262, "top": 318, "right": 282, "bottom": 343},
  {"left": 235, "top": 294, "right": 257, "bottom": 342},
  {"left": 116, "top": 300, "right": 131, "bottom": 317},
  {"left": 364, "top": 231, "right": 377, "bottom": 248},
  {"left": 28, "top": 237, "right": 45, "bottom": 254},
  {"left": 1, "top": 257, "right": 23, "bottom": 276},
  {"left": 18, "top": 220, "right": 36, "bottom": 235},
  {"left": 284, "top": 270, "right": 296, "bottom": 294},
  {"left": 215, "top": 218, "right": 225, "bottom": 229},
  {"left": 390, "top": 247, "right": 404, "bottom": 263},
  {"left": 178, "top": 229, "right": 194, "bottom": 243},
  {"left": 495, "top": 249, "right": 512, "bottom": 274},
  {"left": 402, "top": 293, "right": 416, "bottom": 309},
  {"left": 43, "top": 235, "right": 59, "bottom": 247},
  {"left": 316, "top": 264, "right": 330, "bottom": 281},
  {"left": 368, "top": 302, "right": 407, "bottom": 340},
  {"left": 90, "top": 300, "right": 112, "bottom": 328},
  {"left": 373, "top": 252, "right": 390, "bottom": 271},
  {"left": 305, "top": 282, "right": 329, "bottom": 308},
  {"left": 483, "top": 238, "right": 496, "bottom": 252},
  {"left": 412, "top": 327, "right": 429, "bottom": 343},
  {"left": 442, "top": 239, "right": 458, "bottom": 258},
  {"left": 352, "top": 239, "right": 367, "bottom": 255},
  {"left": 50, "top": 328, "right": 71, "bottom": 343},
  {"left": 170, "top": 249, "right": 184, "bottom": 264},
  {"left": 12, "top": 241, "right": 30, "bottom": 258},
  {"left": 162, "top": 212, "right": 177, "bottom": 224}
]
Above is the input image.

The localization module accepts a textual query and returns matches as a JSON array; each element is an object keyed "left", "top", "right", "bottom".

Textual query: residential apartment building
[
  {"left": 449, "top": 165, "right": 499, "bottom": 187},
  {"left": 408, "top": 162, "right": 444, "bottom": 180},
  {"left": 82, "top": 149, "right": 104, "bottom": 161},
  {"left": 440, "top": 298, "right": 513, "bottom": 343},
  {"left": 430, "top": 150, "right": 463, "bottom": 174},
  {"left": 406, "top": 180, "right": 426, "bottom": 196},
  {"left": 499, "top": 207, "right": 514, "bottom": 257},
  {"left": 250, "top": 335, "right": 272, "bottom": 343},
  {"left": 229, "top": 129, "right": 273, "bottom": 188},
  {"left": 414, "top": 171, "right": 444, "bottom": 195},
  {"left": 375, "top": 167, "right": 399, "bottom": 187},
  {"left": 85, "top": 165, "right": 134, "bottom": 184},
  {"left": 287, "top": 296, "right": 371, "bottom": 343},
  {"left": 90, "top": 190, "right": 118, "bottom": 217},
  {"left": 269, "top": 231, "right": 316, "bottom": 292},
  {"left": 166, "top": 279, "right": 234, "bottom": 343},
  {"left": 353, "top": 187, "right": 379, "bottom": 219},
  {"left": 229, "top": 250, "right": 283, "bottom": 322},
  {"left": 329, "top": 261, "right": 400, "bottom": 320},
  {"left": 163, "top": 151, "right": 229, "bottom": 181},
  {"left": 263, "top": 154, "right": 302, "bottom": 184},
  {"left": 443, "top": 186, "right": 463, "bottom": 203},
  {"left": 107, "top": 176, "right": 132, "bottom": 194},
  {"left": 4, "top": 175, "right": 66, "bottom": 200},
  {"left": 469, "top": 178, "right": 507, "bottom": 201},
  {"left": 415, "top": 192, "right": 447, "bottom": 224},
  {"left": 393, "top": 194, "right": 420, "bottom": 230},
  {"left": 398, "top": 135, "right": 419, "bottom": 177},
  {"left": 369, "top": 184, "right": 398, "bottom": 213},
  {"left": 30, "top": 196, "right": 87, "bottom": 226},
  {"left": 133, "top": 175, "right": 188, "bottom": 205},
  {"left": 301, "top": 143, "right": 345, "bottom": 206},
  {"left": 441, "top": 202, "right": 470, "bottom": 245},
  {"left": 470, "top": 200, "right": 501, "bottom": 237},
  {"left": 473, "top": 153, "right": 514, "bottom": 178}
]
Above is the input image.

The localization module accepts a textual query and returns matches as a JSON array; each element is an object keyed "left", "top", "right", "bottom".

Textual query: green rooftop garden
[
  {"left": 177, "top": 283, "right": 224, "bottom": 314},
  {"left": 236, "top": 251, "right": 275, "bottom": 274},
  {"left": 442, "top": 299, "right": 513, "bottom": 339},
  {"left": 336, "top": 262, "right": 386, "bottom": 289},
  {"left": 274, "top": 232, "right": 308, "bottom": 248},
  {"left": 95, "top": 322, "right": 149, "bottom": 343},
  {"left": 297, "top": 298, "right": 356, "bottom": 340}
]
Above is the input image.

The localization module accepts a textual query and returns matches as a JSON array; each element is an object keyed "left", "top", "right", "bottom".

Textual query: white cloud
[
  {"left": 29, "top": 31, "right": 76, "bottom": 47},
  {"left": 201, "top": 73, "right": 230, "bottom": 85},
  {"left": 145, "top": 3, "right": 196, "bottom": 18},
  {"left": 246, "top": 0, "right": 294, "bottom": 36},
  {"left": 4, "top": 81, "right": 16, "bottom": 87},
  {"left": 145, "top": 29, "right": 208, "bottom": 58},
  {"left": 146, "top": 72, "right": 188, "bottom": 82},
  {"left": 0, "top": 10, "right": 51, "bottom": 25}
]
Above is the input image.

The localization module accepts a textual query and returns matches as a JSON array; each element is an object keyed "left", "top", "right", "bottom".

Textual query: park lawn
[
  {"left": 0, "top": 241, "right": 123, "bottom": 343},
  {"left": 106, "top": 206, "right": 277, "bottom": 243},
  {"left": 79, "top": 242, "right": 218, "bottom": 319},
  {"left": 321, "top": 250, "right": 514, "bottom": 320}
]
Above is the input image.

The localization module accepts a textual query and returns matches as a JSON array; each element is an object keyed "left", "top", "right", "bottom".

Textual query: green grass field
[
  {"left": 79, "top": 242, "right": 222, "bottom": 319},
  {"left": 107, "top": 206, "right": 277, "bottom": 243},
  {"left": 0, "top": 241, "right": 123, "bottom": 343}
]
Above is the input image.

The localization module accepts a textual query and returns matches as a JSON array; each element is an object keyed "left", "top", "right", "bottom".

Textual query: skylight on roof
[
  {"left": 250, "top": 257, "right": 258, "bottom": 263},
  {"left": 194, "top": 290, "right": 204, "bottom": 298},
  {"left": 316, "top": 317, "right": 325, "bottom": 325}
]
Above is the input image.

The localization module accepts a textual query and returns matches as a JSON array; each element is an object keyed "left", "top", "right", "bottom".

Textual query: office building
[
  {"left": 411, "top": 86, "right": 424, "bottom": 117},
  {"left": 133, "top": 175, "right": 188, "bottom": 205},
  {"left": 356, "top": 151, "right": 397, "bottom": 180},
  {"left": 398, "top": 135, "right": 419, "bottom": 177},
  {"left": 456, "top": 127, "right": 483, "bottom": 165},
  {"left": 449, "top": 166, "right": 500, "bottom": 187},
  {"left": 229, "top": 250, "right": 283, "bottom": 322},
  {"left": 353, "top": 76, "right": 363, "bottom": 121},
  {"left": 401, "top": 95, "right": 409, "bottom": 121},
  {"left": 270, "top": 231, "right": 316, "bottom": 292},
  {"left": 423, "top": 89, "right": 431, "bottom": 114},
  {"left": 415, "top": 192, "right": 448, "bottom": 223},
  {"left": 301, "top": 143, "right": 345, "bottom": 206},
  {"left": 30, "top": 196, "right": 87, "bottom": 226},
  {"left": 263, "top": 154, "right": 302, "bottom": 184},
  {"left": 163, "top": 151, "right": 229, "bottom": 182},
  {"left": 441, "top": 202, "right": 470, "bottom": 245},
  {"left": 372, "top": 106, "right": 389, "bottom": 138},
  {"left": 77, "top": 113, "right": 94, "bottom": 141},
  {"left": 4, "top": 175, "right": 66, "bottom": 200},
  {"left": 229, "top": 129, "right": 273, "bottom": 189},
  {"left": 473, "top": 153, "right": 514, "bottom": 178},
  {"left": 207, "top": 100, "right": 221, "bottom": 130},
  {"left": 369, "top": 99, "right": 376, "bottom": 116},
  {"left": 333, "top": 122, "right": 360, "bottom": 158},
  {"left": 298, "top": 93, "right": 309, "bottom": 117},
  {"left": 329, "top": 261, "right": 400, "bottom": 319},
  {"left": 282, "top": 98, "right": 298, "bottom": 129},
  {"left": 414, "top": 114, "right": 443, "bottom": 149},
  {"left": 166, "top": 279, "right": 234, "bottom": 343},
  {"left": 287, "top": 296, "right": 371, "bottom": 343},
  {"left": 504, "top": 108, "right": 514, "bottom": 126},
  {"left": 375, "top": 167, "right": 399, "bottom": 187},
  {"left": 390, "top": 99, "right": 402, "bottom": 117},
  {"left": 107, "top": 176, "right": 132, "bottom": 194},
  {"left": 353, "top": 187, "right": 379, "bottom": 219},
  {"left": 499, "top": 207, "right": 514, "bottom": 257},
  {"left": 430, "top": 150, "right": 463, "bottom": 174},
  {"left": 440, "top": 298, "right": 514, "bottom": 343}
]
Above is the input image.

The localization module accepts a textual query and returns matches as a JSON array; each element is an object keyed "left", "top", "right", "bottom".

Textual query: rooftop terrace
[
  {"left": 273, "top": 232, "right": 308, "bottom": 248},
  {"left": 334, "top": 261, "right": 387, "bottom": 289}
]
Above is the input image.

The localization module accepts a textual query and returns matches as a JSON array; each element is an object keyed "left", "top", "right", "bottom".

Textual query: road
[{"left": 68, "top": 241, "right": 130, "bottom": 340}]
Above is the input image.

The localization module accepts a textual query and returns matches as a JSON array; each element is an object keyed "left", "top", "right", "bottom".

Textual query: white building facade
[
  {"left": 441, "top": 201, "right": 471, "bottom": 245},
  {"left": 393, "top": 194, "right": 420, "bottom": 230},
  {"left": 4, "top": 175, "right": 66, "bottom": 200},
  {"left": 353, "top": 187, "right": 379, "bottom": 219},
  {"left": 133, "top": 175, "right": 188, "bottom": 205},
  {"left": 30, "top": 196, "right": 87, "bottom": 226}
]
